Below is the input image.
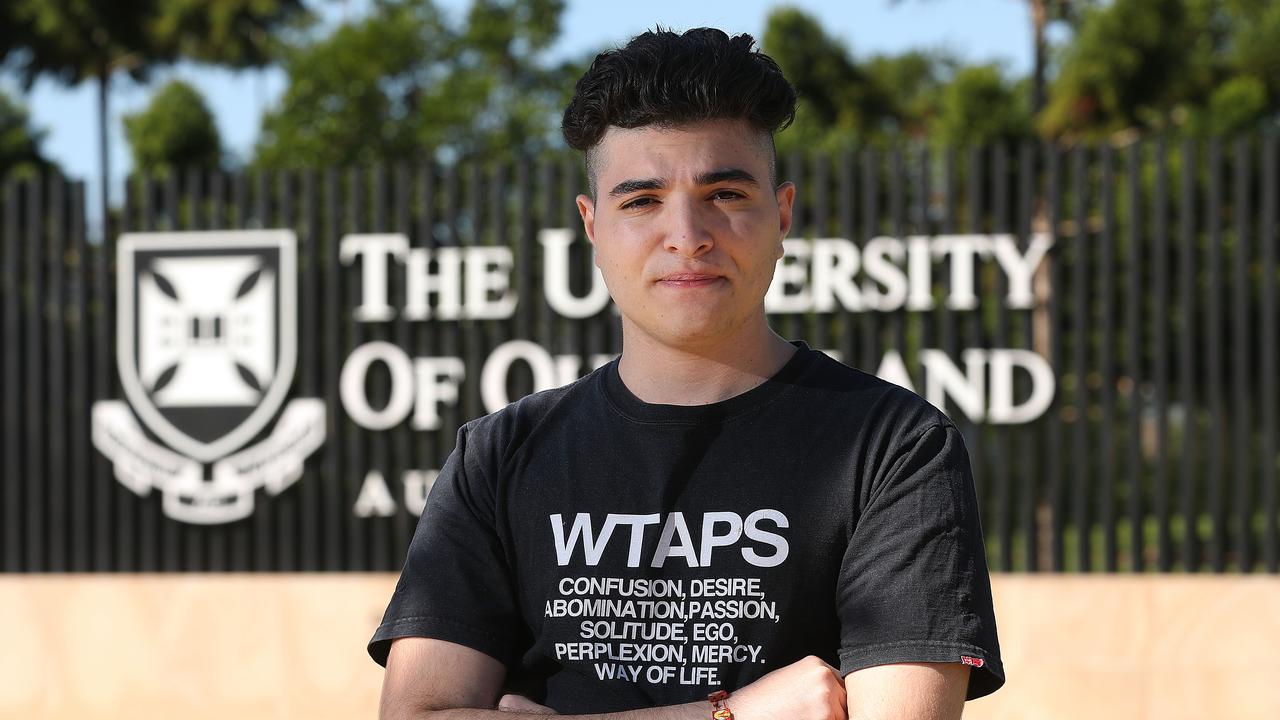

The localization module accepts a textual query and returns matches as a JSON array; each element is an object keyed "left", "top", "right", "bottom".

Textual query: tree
[
  {"left": 1039, "top": 0, "right": 1203, "bottom": 139},
  {"left": 1039, "top": 0, "right": 1280, "bottom": 139},
  {"left": 763, "top": 7, "right": 894, "bottom": 152},
  {"left": 1025, "top": 1, "right": 1092, "bottom": 114},
  {"left": 254, "top": 0, "right": 448, "bottom": 168},
  {"left": 864, "top": 51, "right": 956, "bottom": 139},
  {"left": 891, "top": 1, "right": 1094, "bottom": 115},
  {"left": 0, "top": 0, "right": 309, "bottom": 223},
  {"left": 123, "top": 80, "right": 222, "bottom": 175},
  {"left": 933, "top": 65, "right": 1033, "bottom": 148},
  {"left": 254, "top": 0, "right": 579, "bottom": 168},
  {"left": 0, "top": 89, "right": 55, "bottom": 179},
  {"left": 764, "top": 7, "right": 960, "bottom": 152},
  {"left": 417, "top": 0, "right": 580, "bottom": 162},
  {"left": 1227, "top": 0, "right": 1280, "bottom": 103},
  {"left": 1210, "top": 0, "right": 1280, "bottom": 134}
]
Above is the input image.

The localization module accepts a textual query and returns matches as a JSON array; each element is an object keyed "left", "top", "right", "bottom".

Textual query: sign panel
[{"left": 90, "top": 228, "right": 1056, "bottom": 525}]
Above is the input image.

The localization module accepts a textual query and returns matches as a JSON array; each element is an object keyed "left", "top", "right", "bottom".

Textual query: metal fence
[{"left": 1, "top": 136, "right": 1277, "bottom": 573}]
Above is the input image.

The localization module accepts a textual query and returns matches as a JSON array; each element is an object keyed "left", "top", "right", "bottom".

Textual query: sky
[{"left": 2, "top": 0, "right": 1037, "bottom": 231}]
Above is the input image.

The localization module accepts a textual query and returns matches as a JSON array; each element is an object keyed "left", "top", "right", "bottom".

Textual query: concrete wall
[{"left": 2, "top": 575, "right": 1276, "bottom": 719}]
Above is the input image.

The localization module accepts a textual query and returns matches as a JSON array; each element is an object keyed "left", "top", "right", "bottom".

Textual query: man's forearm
[
  {"left": 382, "top": 642, "right": 848, "bottom": 720},
  {"left": 843, "top": 663, "right": 968, "bottom": 720},
  {"left": 389, "top": 700, "right": 707, "bottom": 720}
]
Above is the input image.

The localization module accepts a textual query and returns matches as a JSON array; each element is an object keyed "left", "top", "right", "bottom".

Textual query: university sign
[{"left": 92, "top": 229, "right": 1055, "bottom": 524}]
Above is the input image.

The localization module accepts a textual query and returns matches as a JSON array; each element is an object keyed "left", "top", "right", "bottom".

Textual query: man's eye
[
  {"left": 711, "top": 190, "right": 744, "bottom": 201},
  {"left": 622, "top": 197, "right": 657, "bottom": 210}
]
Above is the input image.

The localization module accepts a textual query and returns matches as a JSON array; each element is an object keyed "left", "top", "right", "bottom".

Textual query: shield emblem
[{"left": 116, "top": 231, "right": 298, "bottom": 463}]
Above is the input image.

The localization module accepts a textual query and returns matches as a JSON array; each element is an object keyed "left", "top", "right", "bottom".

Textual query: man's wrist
[{"left": 707, "top": 690, "right": 734, "bottom": 720}]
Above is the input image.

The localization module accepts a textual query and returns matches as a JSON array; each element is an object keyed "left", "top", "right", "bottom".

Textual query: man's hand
[
  {"left": 730, "top": 655, "right": 849, "bottom": 720},
  {"left": 497, "top": 694, "right": 557, "bottom": 714}
]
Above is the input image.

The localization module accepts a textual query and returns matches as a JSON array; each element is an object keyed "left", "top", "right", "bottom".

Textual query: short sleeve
[
  {"left": 836, "top": 423, "right": 1004, "bottom": 699},
  {"left": 367, "top": 424, "right": 525, "bottom": 668}
]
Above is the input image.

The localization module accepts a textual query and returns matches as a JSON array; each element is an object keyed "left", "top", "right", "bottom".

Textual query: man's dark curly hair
[{"left": 562, "top": 27, "right": 797, "bottom": 197}]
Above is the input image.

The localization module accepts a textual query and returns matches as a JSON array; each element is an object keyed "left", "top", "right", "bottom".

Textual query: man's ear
[
  {"left": 578, "top": 192, "right": 596, "bottom": 242},
  {"left": 775, "top": 181, "right": 796, "bottom": 258},
  {"left": 576, "top": 193, "right": 598, "bottom": 263}
]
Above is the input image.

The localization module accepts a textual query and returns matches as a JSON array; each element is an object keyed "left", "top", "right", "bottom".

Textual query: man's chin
[{"left": 647, "top": 321, "right": 740, "bottom": 352}]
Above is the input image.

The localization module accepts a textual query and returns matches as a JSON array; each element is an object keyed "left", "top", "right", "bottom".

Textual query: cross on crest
[{"left": 117, "top": 232, "right": 298, "bottom": 463}]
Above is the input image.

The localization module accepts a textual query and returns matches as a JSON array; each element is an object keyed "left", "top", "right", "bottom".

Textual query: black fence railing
[{"left": 1, "top": 137, "right": 1277, "bottom": 573}]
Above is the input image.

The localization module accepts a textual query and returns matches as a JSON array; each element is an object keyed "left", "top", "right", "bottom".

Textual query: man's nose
[{"left": 663, "top": 198, "right": 713, "bottom": 257}]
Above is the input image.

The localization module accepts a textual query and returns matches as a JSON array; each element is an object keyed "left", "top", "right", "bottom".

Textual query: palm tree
[{"left": 0, "top": 1, "right": 308, "bottom": 233}]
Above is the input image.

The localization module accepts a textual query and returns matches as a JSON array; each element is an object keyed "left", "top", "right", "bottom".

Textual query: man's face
[{"left": 576, "top": 119, "right": 795, "bottom": 353}]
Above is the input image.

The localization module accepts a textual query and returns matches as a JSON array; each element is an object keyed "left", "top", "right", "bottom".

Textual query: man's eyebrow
[
  {"left": 695, "top": 168, "right": 759, "bottom": 187},
  {"left": 608, "top": 178, "right": 665, "bottom": 197},
  {"left": 606, "top": 168, "right": 760, "bottom": 198}
]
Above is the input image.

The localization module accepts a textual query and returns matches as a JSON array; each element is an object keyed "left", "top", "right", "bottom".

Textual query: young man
[{"left": 370, "top": 28, "right": 1003, "bottom": 720}]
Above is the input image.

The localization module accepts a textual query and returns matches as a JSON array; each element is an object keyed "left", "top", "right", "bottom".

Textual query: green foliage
[
  {"left": 1041, "top": 0, "right": 1280, "bottom": 140},
  {"left": 0, "top": 1, "right": 308, "bottom": 87},
  {"left": 839, "top": 0, "right": 1280, "bottom": 144},
  {"left": 254, "top": 0, "right": 578, "bottom": 168},
  {"left": 254, "top": 0, "right": 439, "bottom": 168},
  {"left": 764, "top": 7, "right": 866, "bottom": 129},
  {"left": 0, "top": 0, "right": 154, "bottom": 85},
  {"left": 123, "top": 80, "right": 222, "bottom": 175},
  {"left": 0, "top": 0, "right": 308, "bottom": 210},
  {"left": 933, "top": 65, "right": 1033, "bottom": 148},
  {"left": 864, "top": 51, "right": 953, "bottom": 136},
  {"left": 148, "top": 0, "right": 312, "bottom": 68},
  {"left": 1198, "top": 76, "right": 1268, "bottom": 136},
  {"left": 0, "top": 89, "right": 54, "bottom": 179},
  {"left": 1227, "top": 1, "right": 1280, "bottom": 98},
  {"left": 764, "top": 7, "right": 952, "bottom": 153},
  {"left": 419, "top": 0, "right": 579, "bottom": 162},
  {"left": 1039, "top": 0, "right": 1198, "bottom": 138}
]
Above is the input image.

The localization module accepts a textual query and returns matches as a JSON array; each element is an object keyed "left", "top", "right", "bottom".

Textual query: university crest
[{"left": 92, "top": 231, "right": 325, "bottom": 524}]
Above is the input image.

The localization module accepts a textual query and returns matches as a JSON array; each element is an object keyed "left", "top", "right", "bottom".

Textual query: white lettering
[
  {"left": 616, "top": 514, "right": 662, "bottom": 567},
  {"left": 991, "top": 233, "right": 1053, "bottom": 309},
  {"left": 339, "top": 234, "right": 409, "bottom": 322},
  {"left": 862, "top": 236, "right": 909, "bottom": 311},
  {"left": 935, "top": 236, "right": 990, "bottom": 311},
  {"left": 921, "top": 348, "right": 987, "bottom": 422},
  {"left": 404, "top": 247, "right": 463, "bottom": 320},
  {"left": 340, "top": 341, "right": 415, "bottom": 430},
  {"left": 466, "top": 246, "right": 518, "bottom": 319},
  {"left": 353, "top": 470, "right": 397, "bottom": 517},
  {"left": 874, "top": 348, "right": 1055, "bottom": 424},
  {"left": 540, "top": 229, "right": 612, "bottom": 318},
  {"left": 698, "top": 511, "right": 743, "bottom": 566},
  {"left": 811, "top": 238, "right": 862, "bottom": 312},
  {"left": 765, "top": 239, "right": 812, "bottom": 313},
  {"left": 875, "top": 349, "right": 916, "bottom": 393},
  {"left": 550, "top": 513, "right": 617, "bottom": 566},
  {"left": 412, "top": 357, "right": 465, "bottom": 430},
  {"left": 906, "top": 236, "right": 934, "bottom": 311},
  {"left": 652, "top": 512, "right": 699, "bottom": 568},
  {"left": 480, "top": 340, "right": 559, "bottom": 412},
  {"left": 987, "top": 349, "right": 1056, "bottom": 423},
  {"left": 741, "top": 509, "right": 789, "bottom": 567},
  {"left": 403, "top": 469, "right": 438, "bottom": 516}
]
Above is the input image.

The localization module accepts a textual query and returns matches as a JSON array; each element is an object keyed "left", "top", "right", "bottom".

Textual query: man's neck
[{"left": 616, "top": 321, "right": 798, "bottom": 406}]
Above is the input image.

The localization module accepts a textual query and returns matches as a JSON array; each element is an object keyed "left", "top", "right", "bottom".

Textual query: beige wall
[{"left": 1, "top": 574, "right": 1276, "bottom": 719}]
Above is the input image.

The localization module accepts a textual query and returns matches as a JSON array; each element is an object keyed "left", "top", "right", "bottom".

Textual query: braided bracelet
[{"left": 707, "top": 690, "right": 734, "bottom": 720}]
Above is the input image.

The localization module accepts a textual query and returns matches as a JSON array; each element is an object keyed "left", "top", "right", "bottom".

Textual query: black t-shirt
[{"left": 369, "top": 344, "right": 1004, "bottom": 712}]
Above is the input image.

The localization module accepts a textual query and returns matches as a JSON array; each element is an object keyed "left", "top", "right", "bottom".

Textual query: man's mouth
[{"left": 657, "top": 273, "right": 723, "bottom": 287}]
